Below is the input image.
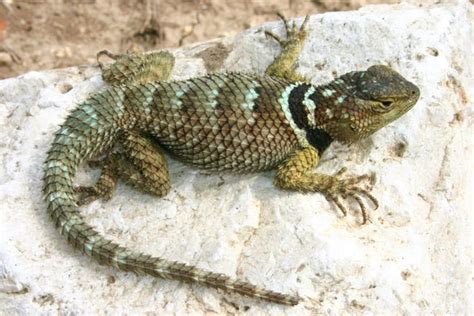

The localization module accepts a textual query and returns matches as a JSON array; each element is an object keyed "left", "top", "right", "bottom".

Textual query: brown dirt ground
[{"left": 0, "top": 0, "right": 400, "bottom": 80}]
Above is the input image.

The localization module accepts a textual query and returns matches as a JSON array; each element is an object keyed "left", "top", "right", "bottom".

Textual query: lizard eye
[{"left": 380, "top": 100, "right": 393, "bottom": 108}]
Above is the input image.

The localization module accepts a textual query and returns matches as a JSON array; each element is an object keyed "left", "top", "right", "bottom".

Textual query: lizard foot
[
  {"left": 262, "top": 13, "right": 310, "bottom": 81},
  {"left": 321, "top": 168, "right": 379, "bottom": 224},
  {"left": 96, "top": 49, "right": 175, "bottom": 85},
  {"left": 96, "top": 49, "right": 148, "bottom": 70},
  {"left": 74, "top": 185, "right": 114, "bottom": 206},
  {"left": 74, "top": 157, "right": 118, "bottom": 206},
  {"left": 96, "top": 49, "right": 121, "bottom": 70},
  {"left": 264, "top": 13, "right": 310, "bottom": 49}
]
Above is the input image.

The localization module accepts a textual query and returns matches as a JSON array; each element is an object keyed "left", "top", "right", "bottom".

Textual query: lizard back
[{"left": 133, "top": 73, "right": 300, "bottom": 173}]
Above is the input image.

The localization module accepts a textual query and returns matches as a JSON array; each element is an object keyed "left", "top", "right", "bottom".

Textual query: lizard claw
[
  {"left": 263, "top": 13, "right": 310, "bottom": 48},
  {"left": 86, "top": 158, "right": 106, "bottom": 169},
  {"left": 96, "top": 49, "right": 121, "bottom": 70},
  {"left": 74, "top": 185, "right": 114, "bottom": 206},
  {"left": 74, "top": 186, "right": 101, "bottom": 206},
  {"left": 323, "top": 169, "right": 378, "bottom": 224},
  {"left": 74, "top": 155, "right": 118, "bottom": 206},
  {"left": 263, "top": 30, "right": 285, "bottom": 46},
  {"left": 276, "top": 12, "right": 309, "bottom": 37}
]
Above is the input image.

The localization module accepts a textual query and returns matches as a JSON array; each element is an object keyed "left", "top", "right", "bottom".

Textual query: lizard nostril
[{"left": 410, "top": 86, "right": 420, "bottom": 97}]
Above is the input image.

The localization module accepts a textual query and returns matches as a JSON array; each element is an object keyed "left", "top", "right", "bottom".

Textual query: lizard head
[{"left": 316, "top": 65, "right": 420, "bottom": 144}]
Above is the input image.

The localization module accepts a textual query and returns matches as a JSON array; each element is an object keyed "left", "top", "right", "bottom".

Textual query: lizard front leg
[
  {"left": 264, "top": 13, "right": 310, "bottom": 82},
  {"left": 274, "top": 146, "right": 379, "bottom": 224}
]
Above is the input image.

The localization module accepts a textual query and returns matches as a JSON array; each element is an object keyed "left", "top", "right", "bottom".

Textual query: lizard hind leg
[
  {"left": 97, "top": 49, "right": 175, "bottom": 85},
  {"left": 75, "top": 131, "right": 171, "bottom": 206}
]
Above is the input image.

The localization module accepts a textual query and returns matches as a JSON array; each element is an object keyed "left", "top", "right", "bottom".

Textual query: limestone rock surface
[{"left": 0, "top": 1, "right": 472, "bottom": 314}]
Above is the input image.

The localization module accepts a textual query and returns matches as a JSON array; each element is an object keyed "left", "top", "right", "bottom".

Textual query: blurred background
[{"left": 0, "top": 0, "right": 403, "bottom": 79}]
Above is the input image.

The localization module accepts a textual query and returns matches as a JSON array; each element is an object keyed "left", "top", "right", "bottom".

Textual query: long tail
[{"left": 42, "top": 86, "right": 299, "bottom": 306}]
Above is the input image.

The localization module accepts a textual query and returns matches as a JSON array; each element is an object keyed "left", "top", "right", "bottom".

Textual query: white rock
[{"left": 0, "top": 1, "right": 472, "bottom": 314}]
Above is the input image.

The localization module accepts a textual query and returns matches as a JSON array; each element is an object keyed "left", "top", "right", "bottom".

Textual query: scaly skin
[{"left": 43, "top": 15, "right": 420, "bottom": 306}]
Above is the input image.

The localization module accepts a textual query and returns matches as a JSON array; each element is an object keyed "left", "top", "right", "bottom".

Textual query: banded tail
[{"left": 42, "top": 85, "right": 299, "bottom": 306}]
